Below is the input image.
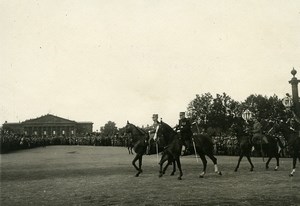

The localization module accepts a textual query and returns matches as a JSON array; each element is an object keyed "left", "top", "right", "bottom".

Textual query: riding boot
[
  {"left": 181, "top": 145, "right": 186, "bottom": 156},
  {"left": 277, "top": 142, "right": 281, "bottom": 154}
]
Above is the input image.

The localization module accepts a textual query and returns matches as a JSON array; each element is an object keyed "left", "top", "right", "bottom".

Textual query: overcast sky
[{"left": 1, "top": 0, "right": 300, "bottom": 130}]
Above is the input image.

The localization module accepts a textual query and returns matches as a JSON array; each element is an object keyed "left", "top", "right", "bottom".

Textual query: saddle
[{"left": 252, "top": 134, "right": 268, "bottom": 145}]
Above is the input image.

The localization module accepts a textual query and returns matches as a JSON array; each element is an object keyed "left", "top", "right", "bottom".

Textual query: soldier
[
  {"left": 175, "top": 112, "right": 193, "bottom": 155},
  {"left": 291, "top": 110, "right": 300, "bottom": 132},
  {"left": 147, "top": 114, "right": 160, "bottom": 155},
  {"left": 252, "top": 117, "right": 268, "bottom": 145},
  {"left": 266, "top": 119, "right": 284, "bottom": 153}
]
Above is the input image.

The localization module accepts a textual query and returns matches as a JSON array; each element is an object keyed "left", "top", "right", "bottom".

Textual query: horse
[
  {"left": 124, "top": 134, "right": 134, "bottom": 155},
  {"left": 230, "top": 118, "right": 255, "bottom": 172},
  {"left": 260, "top": 120, "right": 282, "bottom": 171},
  {"left": 156, "top": 121, "right": 183, "bottom": 180},
  {"left": 232, "top": 117, "right": 282, "bottom": 172},
  {"left": 190, "top": 122, "right": 222, "bottom": 178},
  {"left": 124, "top": 121, "right": 149, "bottom": 177},
  {"left": 276, "top": 119, "right": 300, "bottom": 176}
]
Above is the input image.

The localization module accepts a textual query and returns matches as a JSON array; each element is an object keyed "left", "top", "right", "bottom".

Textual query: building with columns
[{"left": 2, "top": 114, "right": 93, "bottom": 136}]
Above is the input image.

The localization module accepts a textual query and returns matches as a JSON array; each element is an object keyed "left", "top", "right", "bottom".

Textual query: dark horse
[
  {"left": 124, "top": 121, "right": 149, "bottom": 177},
  {"left": 124, "top": 134, "right": 134, "bottom": 155},
  {"left": 190, "top": 122, "right": 222, "bottom": 178},
  {"left": 156, "top": 121, "right": 183, "bottom": 180},
  {"left": 276, "top": 119, "right": 300, "bottom": 176},
  {"left": 232, "top": 117, "right": 281, "bottom": 172}
]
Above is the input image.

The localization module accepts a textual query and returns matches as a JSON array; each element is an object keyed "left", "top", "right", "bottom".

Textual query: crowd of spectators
[
  {"left": 212, "top": 136, "right": 239, "bottom": 156},
  {"left": 0, "top": 129, "right": 124, "bottom": 153},
  {"left": 0, "top": 128, "right": 290, "bottom": 157}
]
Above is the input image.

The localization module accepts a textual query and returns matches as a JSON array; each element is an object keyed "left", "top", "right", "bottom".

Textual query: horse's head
[
  {"left": 125, "top": 121, "right": 148, "bottom": 140},
  {"left": 156, "top": 121, "right": 177, "bottom": 145},
  {"left": 125, "top": 121, "right": 134, "bottom": 134}
]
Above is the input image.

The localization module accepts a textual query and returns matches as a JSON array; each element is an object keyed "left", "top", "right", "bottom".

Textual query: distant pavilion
[{"left": 2, "top": 114, "right": 93, "bottom": 136}]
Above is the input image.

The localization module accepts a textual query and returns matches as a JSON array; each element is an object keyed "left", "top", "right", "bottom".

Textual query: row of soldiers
[{"left": 146, "top": 111, "right": 297, "bottom": 156}]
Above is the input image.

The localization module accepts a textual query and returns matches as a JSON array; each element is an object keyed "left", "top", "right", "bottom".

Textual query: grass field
[{"left": 1, "top": 146, "right": 299, "bottom": 206}]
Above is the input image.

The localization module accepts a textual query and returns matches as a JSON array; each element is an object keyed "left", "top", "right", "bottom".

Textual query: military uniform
[
  {"left": 177, "top": 117, "right": 192, "bottom": 140},
  {"left": 176, "top": 112, "right": 193, "bottom": 155},
  {"left": 147, "top": 114, "right": 160, "bottom": 154},
  {"left": 252, "top": 118, "right": 268, "bottom": 144}
]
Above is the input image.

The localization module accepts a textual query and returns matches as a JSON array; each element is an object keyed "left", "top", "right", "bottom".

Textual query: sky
[{"left": 1, "top": 0, "right": 300, "bottom": 130}]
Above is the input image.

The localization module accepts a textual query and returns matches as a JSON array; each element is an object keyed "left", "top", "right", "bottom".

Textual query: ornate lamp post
[
  {"left": 289, "top": 68, "right": 300, "bottom": 115},
  {"left": 242, "top": 109, "right": 253, "bottom": 123},
  {"left": 282, "top": 95, "right": 293, "bottom": 109}
]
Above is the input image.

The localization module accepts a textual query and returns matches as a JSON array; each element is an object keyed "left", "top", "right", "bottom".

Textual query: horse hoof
[
  {"left": 289, "top": 174, "right": 293, "bottom": 177},
  {"left": 178, "top": 177, "right": 182, "bottom": 180},
  {"left": 266, "top": 167, "right": 269, "bottom": 170},
  {"left": 199, "top": 175, "right": 204, "bottom": 178},
  {"left": 135, "top": 173, "right": 139, "bottom": 177},
  {"left": 234, "top": 169, "right": 238, "bottom": 172},
  {"left": 274, "top": 168, "right": 278, "bottom": 171},
  {"left": 159, "top": 174, "right": 163, "bottom": 178},
  {"left": 218, "top": 172, "right": 222, "bottom": 176},
  {"left": 170, "top": 172, "right": 175, "bottom": 176}
]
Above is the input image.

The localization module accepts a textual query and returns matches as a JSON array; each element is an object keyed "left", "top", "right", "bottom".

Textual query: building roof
[{"left": 22, "top": 114, "right": 77, "bottom": 124}]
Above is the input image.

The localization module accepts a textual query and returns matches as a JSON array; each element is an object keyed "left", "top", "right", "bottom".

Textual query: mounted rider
[
  {"left": 146, "top": 114, "right": 160, "bottom": 155},
  {"left": 252, "top": 116, "right": 268, "bottom": 145},
  {"left": 174, "top": 112, "right": 193, "bottom": 155},
  {"left": 265, "top": 118, "right": 285, "bottom": 153},
  {"left": 287, "top": 110, "right": 300, "bottom": 135}
]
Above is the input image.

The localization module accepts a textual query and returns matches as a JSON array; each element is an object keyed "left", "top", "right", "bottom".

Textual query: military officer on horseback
[
  {"left": 146, "top": 114, "right": 160, "bottom": 155},
  {"left": 252, "top": 116, "right": 269, "bottom": 145},
  {"left": 175, "top": 112, "right": 193, "bottom": 155}
]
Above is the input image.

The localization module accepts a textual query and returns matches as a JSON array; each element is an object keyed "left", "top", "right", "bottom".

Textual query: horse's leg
[
  {"left": 274, "top": 153, "right": 279, "bottom": 171},
  {"left": 289, "top": 155, "right": 297, "bottom": 177},
  {"left": 199, "top": 153, "right": 207, "bottom": 178},
  {"left": 162, "top": 159, "right": 172, "bottom": 175},
  {"left": 159, "top": 153, "right": 169, "bottom": 177},
  {"left": 175, "top": 156, "right": 183, "bottom": 180},
  {"left": 207, "top": 153, "right": 222, "bottom": 175},
  {"left": 234, "top": 154, "right": 243, "bottom": 172},
  {"left": 132, "top": 153, "right": 143, "bottom": 177},
  {"left": 138, "top": 154, "right": 143, "bottom": 174},
  {"left": 131, "top": 147, "right": 134, "bottom": 155},
  {"left": 170, "top": 160, "right": 176, "bottom": 176},
  {"left": 246, "top": 154, "right": 254, "bottom": 172},
  {"left": 265, "top": 156, "right": 272, "bottom": 170}
]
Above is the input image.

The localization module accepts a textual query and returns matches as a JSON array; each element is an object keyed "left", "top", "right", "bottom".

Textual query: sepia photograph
[{"left": 1, "top": 0, "right": 300, "bottom": 205}]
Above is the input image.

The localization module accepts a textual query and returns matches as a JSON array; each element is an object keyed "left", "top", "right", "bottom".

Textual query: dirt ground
[{"left": 1, "top": 146, "right": 299, "bottom": 206}]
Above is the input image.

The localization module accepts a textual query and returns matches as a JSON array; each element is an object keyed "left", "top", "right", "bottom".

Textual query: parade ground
[{"left": 1, "top": 146, "right": 299, "bottom": 206}]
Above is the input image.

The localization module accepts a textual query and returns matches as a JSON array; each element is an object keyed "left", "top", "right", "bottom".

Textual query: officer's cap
[
  {"left": 152, "top": 114, "right": 158, "bottom": 118},
  {"left": 179, "top": 112, "right": 185, "bottom": 116}
]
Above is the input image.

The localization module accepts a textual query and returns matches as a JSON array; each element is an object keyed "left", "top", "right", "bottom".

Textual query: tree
[
  {"left": 187, "top": 92, "right": 289, "bottom": 135},
  {"left": 243, "top": 94, "right": 286, "bottom": 121},
  {"left": 100, "top": 121, "right": 118, "bottom": 138},
  {"left": 187, "top": 92, "right": 213, "bottom": 121},
  {"left": 187, "top": 92, "right": 240, "bottom": 135}
]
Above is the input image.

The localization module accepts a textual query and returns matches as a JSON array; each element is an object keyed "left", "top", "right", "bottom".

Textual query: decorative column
[{"left": 289, "top": 68, "right": 300, "bottom": 116}]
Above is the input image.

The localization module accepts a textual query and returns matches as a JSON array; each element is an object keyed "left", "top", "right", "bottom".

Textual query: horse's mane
[
  {"left": 160, "top": 121, "right": 177, "bottom": 136},
  {"left": 129, "top": 123, "right": 148, "bottom": 135}
]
